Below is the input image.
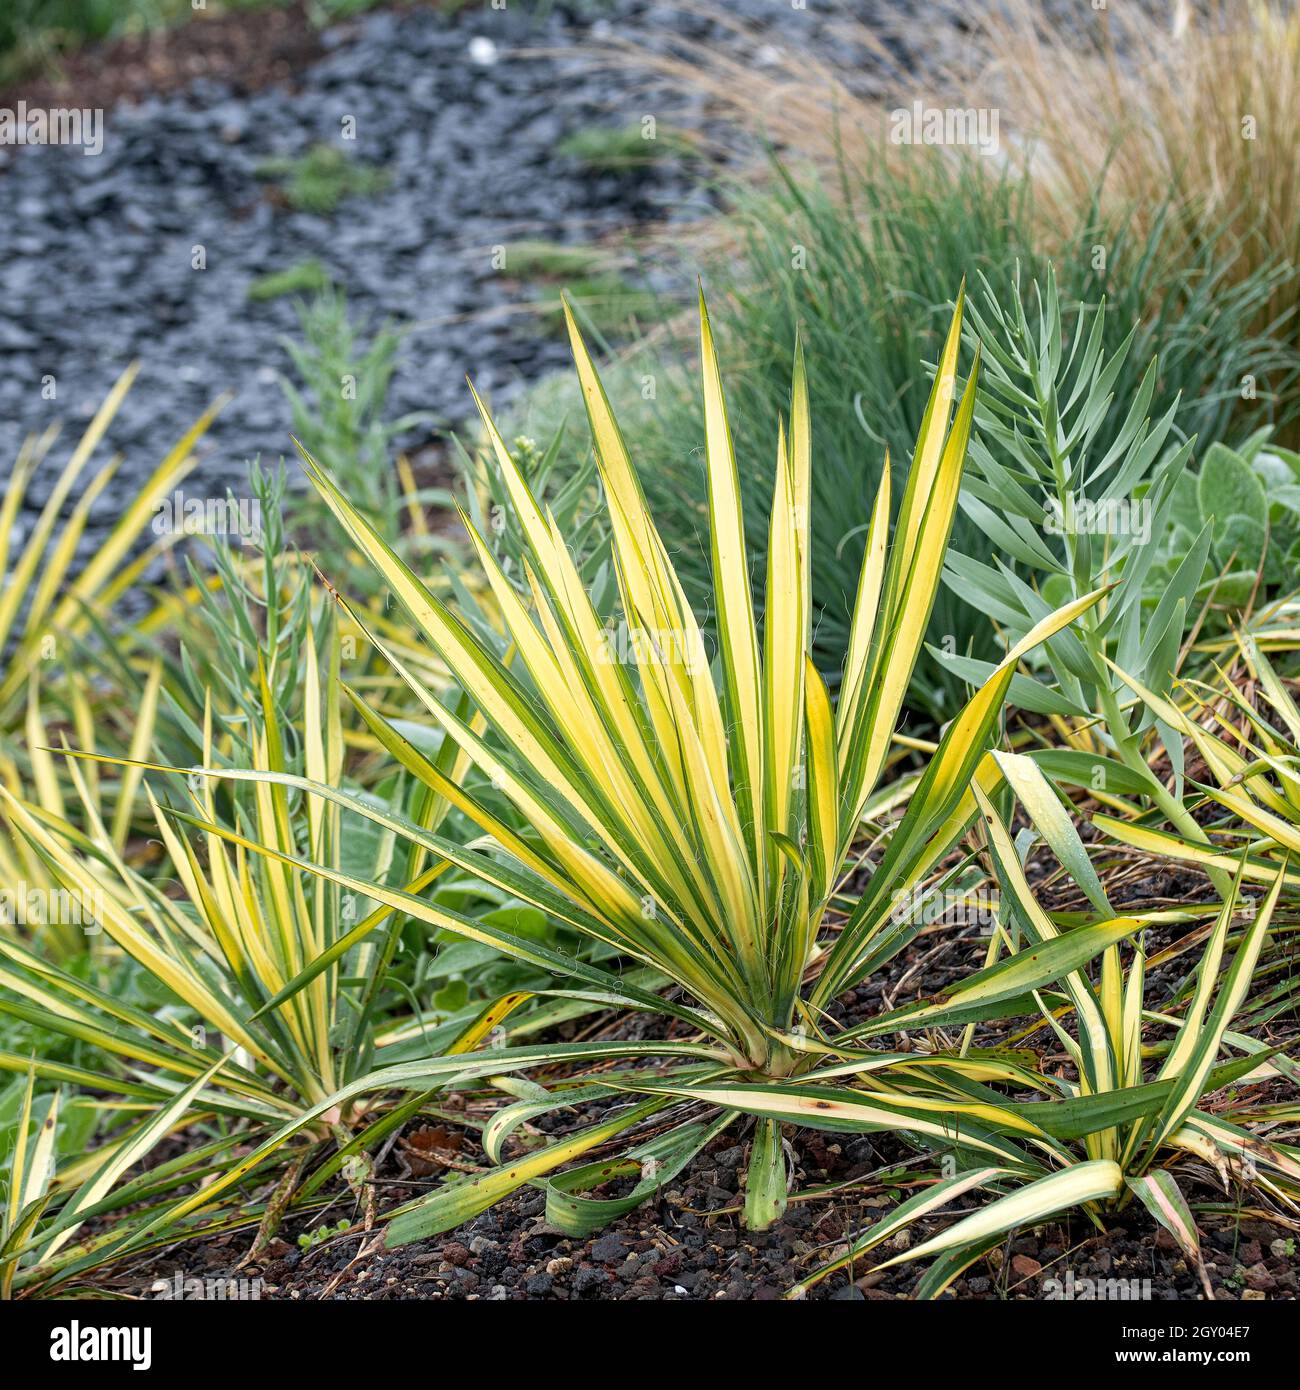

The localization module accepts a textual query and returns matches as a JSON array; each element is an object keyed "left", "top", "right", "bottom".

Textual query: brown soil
[{"left": 0, "top": 2, "right": 328, "bottom": 111}]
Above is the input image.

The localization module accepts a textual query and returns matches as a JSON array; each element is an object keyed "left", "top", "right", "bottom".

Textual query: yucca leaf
[
  {"left": 38, "top": 1054, "right": 229, "bottom": 1262},
  {"left": 837, "top": 460, "right": 891, "bottom": 752},
  {"left": 1239, "top": 630, "right": 1300, "bottom": 743},
  {"left": 912, "top": 1233, "right": 1008, "bottom": 1300},
  {"left": 603, "top": 1079, "right": 1037, "bottom": 1166},
  {"left": 974, "top": 782, "right": 1118, "bottom": 1101},
  {"left": 0, "top": 379, "right": 225, "bottom": 715},
  {"left": 816, "top": 586, "right": 1106, "bottom": 1005},
  {"left": 839, "top": 348, "right": 982, "bottom": 834},
  {"left": 874, "top": 1159, "right": 1124, "bottom": 1272},
  {"left": 5, "top": 1069, "right": 56, "bottom": 1241},
  {"left": 698, "top": 287, "right": 766, "bottom": 888},
  {"left": 763, "top": 419, "right": 805, "bottom": 851},
  {"left": 788, "top": 1165, "right": 1015, "bottom": 1297},
  {"left": 1023, "top": 748, "right": 1156, "bottom": 798},
  {"left": 743, "top": 1116, "right": 789, "bottom": 1230},
  {"left": 990, "top": 1049, "right": 1270, "bottom": 1143},
  {"left": 1125, "top": 1170, "right": 1212, "bottom": 1298},
  {"left": 445, "top": 991, "right": 535, "bottom": 1057},
  {"left": 250, "top": 859, "right": 449, "bottom": 1022},
  {"left": 1170, "top": 1111, "right": 1300, "bottom": 1185},
  {"left": 994, "top": 751, "right": 1112, "bottom": 916},
  {"left": 545, "top": 1112, "right": 734, "bottom": 1238},
  {"left": 164, "top": 802, "right": 712, "bottom": 1030},
  {"left": 105, "top": 1039, "right": 727, "bottom": 1256},
  {"left": 1140, "top": 865, "right": 1283, "bottom": 1162},
  {"left": 857, "top": 912, "right": 1142, "bottom": 1039},
  {"left": 803, "top": 657, "right": 839, "bottom": 903},
  {"left": 1093, "top": 815, "right": 1300, "bottom": 889},
  {"left": 385, "top": 1096, "right": 672, "bottom": 1247}
]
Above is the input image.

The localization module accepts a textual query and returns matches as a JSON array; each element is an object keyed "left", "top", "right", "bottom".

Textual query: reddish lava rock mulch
[
  {"left": 96, "top": 884, "right": 1299, "bottom": 1302},
  {"left": 103, "top": 1114, "right": 1299, "bottom": 1302}
]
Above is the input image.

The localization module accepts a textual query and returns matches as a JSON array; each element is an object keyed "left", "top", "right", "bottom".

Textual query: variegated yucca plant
[
  {"left": 120, "top": 288, "right": 1135, "bottom": 1250},
  {"left": 0, "top": 1060, "right": 229, "bottom": 1299},
  {"left": 0, "top": 364, "right": 225, "bottom": 725},
  {"left": 1, "top": 368, "right": 225, "bottom": 958},
  {"left": 1099, "top": 631, "right": 1300, "bottom": 899},
  {"left": 0, "top": 616, "right": 470, "bottom": 1284},
  {"left": 795, "top": 756, "right": 1297, "bottom": 1297}
]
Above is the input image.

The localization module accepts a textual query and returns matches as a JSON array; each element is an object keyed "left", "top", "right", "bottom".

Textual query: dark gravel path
[
  {"left": 0, "top": 0, "right": 898, "bottom": 534},
  {"left": 2, "top": 3, "right": 683, "bottom": 500}
]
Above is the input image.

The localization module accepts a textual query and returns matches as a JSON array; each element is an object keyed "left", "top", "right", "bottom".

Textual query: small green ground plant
[
  {"left": 257, "top": 144, "right": 389, "bottom": 215},
  {"left": 279, "top": 289, "right": 432, "bottom": 534},
  {"left": 557, "top": 123, "right": 698, "bottom": 170},
  {"left": 248, "top": 258, "right": 333, "bottom": 304}
]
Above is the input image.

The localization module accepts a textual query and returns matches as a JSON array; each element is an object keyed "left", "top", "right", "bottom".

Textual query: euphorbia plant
[
  {"left": 125, "top": 288, "right": 1119, "bottom": 1246},
  {"left": 937, "top": 271, "right": 1235, "bottom": 902}
]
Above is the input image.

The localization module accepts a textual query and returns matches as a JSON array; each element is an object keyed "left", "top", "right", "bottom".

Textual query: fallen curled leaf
[
  {"left": 406, "top": 1124, "right": 462, "bottom": 1155},
  {"left": 398, "top": 1124, "right": 463, "bottom": 1176}
]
